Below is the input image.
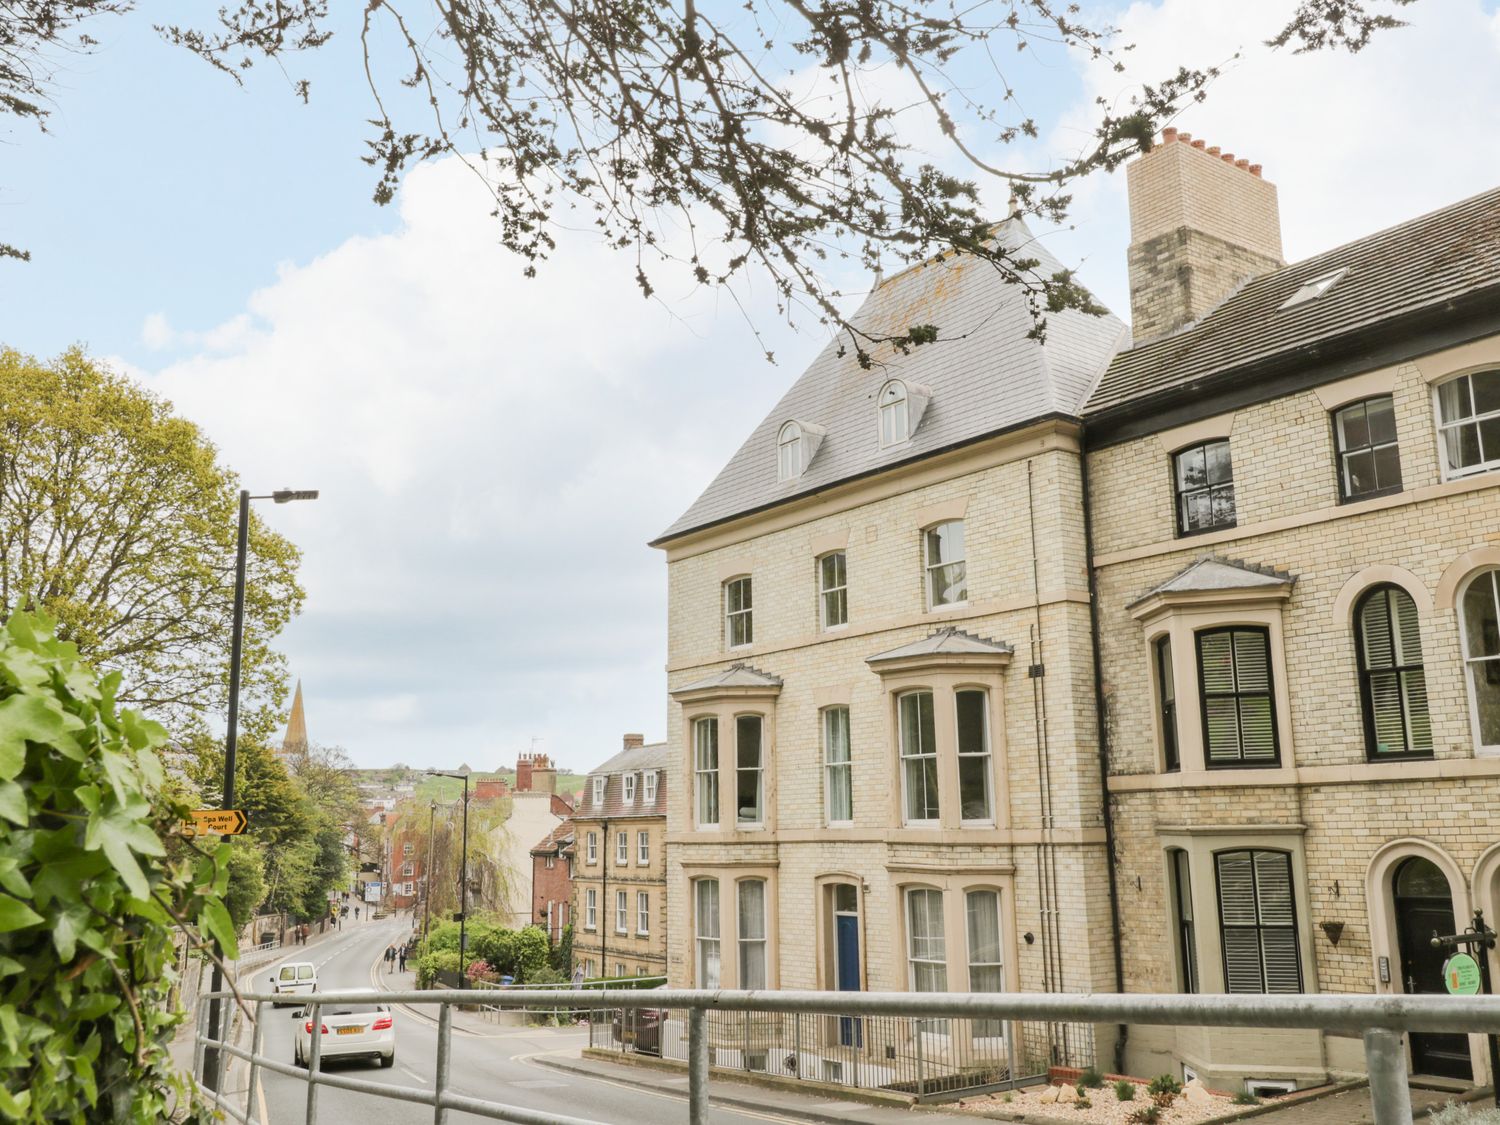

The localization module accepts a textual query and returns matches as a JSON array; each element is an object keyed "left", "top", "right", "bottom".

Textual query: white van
[{"left": 269, "top": 962, "right": 318, "bottom": 1006}]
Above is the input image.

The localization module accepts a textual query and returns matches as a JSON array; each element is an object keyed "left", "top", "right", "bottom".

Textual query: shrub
[
  {"left": 466, "top": 958, "right": 498, "bottom": 983},
  {"left": 1079, "top": 1067, "right": 1105, "bottom": 1089},
  {"left": 1076, "top": 1095, "right": 1092, "bottom": 1109},
  {"left": 1152, "top": 1092, "right": 1178, "bottom": 1109},
  {"left": 1147, "top": 1074, "right": 1183, "bottom": 1097},
  {"left": 1233, "top": 1090, "right": 1259, "bottom": 1106},
  {"left": 1429, "top": 1104, "right": 1500, "bottom": 1125},
  {"left": 1114, "top": 1079, "right": 1136, "bottom": 1101},
  {"left": 0, "top": 613, "right": 235, "bottom": 1120},
  {"left": 1127, "top": 1108, "right": 1161, "bottom": 1125},
  {"left": 417, "top": 947, "right": 460, "bottom": 987}
]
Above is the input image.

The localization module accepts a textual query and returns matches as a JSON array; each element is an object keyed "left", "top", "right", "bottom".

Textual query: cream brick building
[
  {"left": 652, "top": 233, "right": 1128, "bottom": 1079},
  {"left": 1085, "top": 131, "right": 1500, "bottom": 1091},
  {"left": 572, "top": 736, "right": 671, "bottom": 979}
]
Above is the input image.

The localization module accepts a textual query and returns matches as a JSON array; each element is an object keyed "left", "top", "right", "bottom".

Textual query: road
[{"left": 250, "top": 917, "right": 838, "bottom": 1124}]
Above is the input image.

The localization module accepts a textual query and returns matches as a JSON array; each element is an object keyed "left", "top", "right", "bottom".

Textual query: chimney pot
[
  {"left": 1192, "top": 139, "right": 1206, "bottom": 149},
  {"left": 1178, "top": 132, "right": 1192, "bottom": 143},
  {"left": 1249, "top": 163, "right": 1263, "bottom": 177},
  {"left": 1161, "top": 127, "right": 1178, "bottom": 143},
  {"left": 1235, "top": 158, "right": 1250, "bottom": 170},
  {"left": 1207, "top": 145, "right": 1221, "bottom": 157},
  {"left": 1221, "top": 152, "right": 1235, "bottom": 163}
]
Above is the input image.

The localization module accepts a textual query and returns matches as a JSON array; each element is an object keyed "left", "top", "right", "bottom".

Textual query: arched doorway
[{"left": 1394, "top": 856, "right": 1472, "bottom": 1079}]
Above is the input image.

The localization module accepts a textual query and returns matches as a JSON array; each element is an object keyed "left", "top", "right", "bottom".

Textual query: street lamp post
[
  {"left": 203, "top": 488, "right": 318, "bottom": 1095},
  {"left": 427, "top": 771, "right": 471, "bottom": 988},
  {"left": 422, "top": 801, "right": 437, "bottom": 942}
]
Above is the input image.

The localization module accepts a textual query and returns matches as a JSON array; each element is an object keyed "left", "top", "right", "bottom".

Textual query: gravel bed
[{"left": 951, "top": 1082, "right": 1242, "bottom": 1123}]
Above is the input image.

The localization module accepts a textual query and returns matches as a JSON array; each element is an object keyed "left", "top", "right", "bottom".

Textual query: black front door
[{"left": 1396, "top": 896, "right": 1473, "bottom": 1079}]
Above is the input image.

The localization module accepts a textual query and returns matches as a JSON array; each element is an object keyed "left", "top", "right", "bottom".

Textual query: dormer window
[
  {"left": 776, "top": 419, "right": 825, "bottom": 481},
  {"left": 880, "top": 381, "right": 910, "bottom": 445},
  {"left": 592, "top": 776, "right": 605, "bottom": 806},
  {"left": 624, "top": 773, "right": 637, "bottom": 803},
  {"left": 778, "top": 422, "right": 803, "bottom": 481}
]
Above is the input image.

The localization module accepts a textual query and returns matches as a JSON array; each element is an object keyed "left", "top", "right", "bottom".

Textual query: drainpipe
[
  {"left": 1079, "top": 444, "right": 1130, "bottom": 1074},
  {"left": 600, "top": 817, "right": 610, "bottom": 978}
]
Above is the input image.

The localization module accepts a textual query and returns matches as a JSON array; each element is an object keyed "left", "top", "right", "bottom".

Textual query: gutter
[{"left": 1079, "top": 447, "right": 1129, "bottom": 1073}]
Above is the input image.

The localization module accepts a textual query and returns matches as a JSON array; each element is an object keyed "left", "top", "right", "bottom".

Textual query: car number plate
[{"left": 336, "top": 1026, "right": 365, "bottom": 1035}]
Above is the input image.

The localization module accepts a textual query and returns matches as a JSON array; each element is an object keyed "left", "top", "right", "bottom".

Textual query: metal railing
[
  {"left": 467, "top": 975, "right": 667, "bottom": 1023},
  {"left": 194, "top": 986, "right": 1500, "bottom": 1125},
  {"left": 586, "top": 1005, "right": 1093, "bottom": 1099}
]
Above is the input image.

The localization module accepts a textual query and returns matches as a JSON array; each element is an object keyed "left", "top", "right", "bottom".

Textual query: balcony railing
[{"left": 194, "top": 986, "right": 1500, "bottom": 1125}]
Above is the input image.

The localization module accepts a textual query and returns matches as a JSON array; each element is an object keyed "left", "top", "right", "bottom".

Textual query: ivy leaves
[{"left": 0, "top": 612, "right": 229, "bottom": 1121}]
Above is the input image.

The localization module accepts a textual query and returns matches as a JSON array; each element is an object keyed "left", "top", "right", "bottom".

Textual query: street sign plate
[
  {"left": 181, "top": 809, "right": 248, "bottom": 836},
  {"left": 1444, "top": 952, "right": 1482, "bottom": 995}
]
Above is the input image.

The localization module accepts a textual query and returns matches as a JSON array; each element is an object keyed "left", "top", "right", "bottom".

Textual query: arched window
[
  {"left": 1459, "top": 570, "right": 1500, "bottom": 752},
  {"left": 1437, "top": 370, "right": 1500, "bottom": 478},
  {"left": 777, "top": 421, "right": 803, "bottom": 481},
  {"left": 879, "top": 381, "right": 910, "bottom": 445},
  {"left": 1355, "top": 585, "right": 1432, "bottom": 759}
]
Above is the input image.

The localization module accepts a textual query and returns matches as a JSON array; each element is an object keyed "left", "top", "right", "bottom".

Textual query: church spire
[{"left": 281, "top": 679, "right": 309, "bottom": 756}]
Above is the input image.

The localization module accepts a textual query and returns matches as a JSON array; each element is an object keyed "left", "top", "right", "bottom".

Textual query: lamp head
[{"left": 273, "top": 489, "right": 320, "bottom": 504}]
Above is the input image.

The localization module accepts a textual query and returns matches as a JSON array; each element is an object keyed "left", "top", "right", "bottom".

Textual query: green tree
[
  {"left": 0, "top": 613, "right": 235, "bottom": 1121},
  {"left": 224, "top": 839, "right": 267, "bottom": 931},
  {"left": 7, "top": 4, "right": 1411, "bottom": 349},
  {"left": 0, "top": 348, "right": 303, "bottom": 726}
]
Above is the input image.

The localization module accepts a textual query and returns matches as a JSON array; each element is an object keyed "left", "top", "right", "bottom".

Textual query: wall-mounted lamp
[{"left": 1320, "top": 921, "right": 1345, "bottom": 946}]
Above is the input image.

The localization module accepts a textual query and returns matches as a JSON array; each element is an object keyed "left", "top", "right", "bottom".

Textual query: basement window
[{"left": 1279, "top": 268, "right": 1347, "bottom": 310}]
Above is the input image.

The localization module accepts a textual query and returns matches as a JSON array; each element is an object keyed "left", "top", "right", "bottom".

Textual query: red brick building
[{"left": 529, "top": 820, "right": 574, "bottom": 942}]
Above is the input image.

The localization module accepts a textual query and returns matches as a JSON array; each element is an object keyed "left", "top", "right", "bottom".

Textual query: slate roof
[
  {"left": 1129, "top": 557, "right": 1294, "bottom": 609},
  {"left": 654, "top": 221, "right": 1128, "bottom": 544},
  {"left": 670, "top": 663, "right": 784, "bottom": 694},
  {"left": 866, "top": 626, "right": 1013, "bottom": 665},
  {"left": 577, "top": 742, "right": 669, "bottom": 820},
  {"left": 1086, "top": 186, "right": 1500, "bottom": 418},
  {"left": 530, "top": 820, "right": 574, "bottom": 857}
]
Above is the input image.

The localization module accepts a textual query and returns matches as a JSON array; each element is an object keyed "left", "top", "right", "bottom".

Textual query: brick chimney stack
[
  {"left": 516, "top": 754, "right": 534, "bottom": 792},
  {"left": 622, "top": 733, "right": 645, "bottom": 750},
  {"left": 530, "top": 753, "right": 557, "bottom": 795},
  {"left": 1126, "top": 129, "right": 1283, "bottom": 342}
]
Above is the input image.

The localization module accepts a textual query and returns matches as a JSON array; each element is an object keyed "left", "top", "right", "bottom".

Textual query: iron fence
[
  {"left": 586, "top": 1004, "right": 1093, "bottom": 1099},
  {"left": 195, "top": 985, "right": 1500, "bottom": 1125},
  {"left": 467, "top": 975, "right": 667, "bottom": 1024}
]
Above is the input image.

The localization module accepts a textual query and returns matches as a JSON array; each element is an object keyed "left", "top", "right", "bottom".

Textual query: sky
[{"left": 3, "top": 0, "right": 1499, "bottom": 772}]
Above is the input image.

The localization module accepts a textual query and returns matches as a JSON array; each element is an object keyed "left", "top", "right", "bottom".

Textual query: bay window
[
  {"left": 694, "top": 717, "right": 719, "bottom": 827},
  {"left": 1198, "top": 627, "right": 1279, "bottom": 766},
  {"left": 736, "top": 715, "right": 764, "bottom": 825},
  {"left": 956, "top": 689, "right": 993, "bottom": 822},
  {"left": 965, "top": 890, "right": 1004, "bottom": 1037},
  {"left": 1461, "top": 570, "right": 1500, "bottom": 752},
  {"left": 905, "top": 888, "right": 947, "bottom": 992},
  {"left": 1216, "top": 849, "right": 1302, "bottom": 994},
  {"left": 738, "top": 880, "right": 768, "bottom": 989},
  {"left": 695, "top": 879, "right": 721, "bottom": 988}
]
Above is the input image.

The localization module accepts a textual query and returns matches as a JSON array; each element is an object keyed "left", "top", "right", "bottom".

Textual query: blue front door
[{"left": 836, "top": 912, "right": 862, "bottom": 1047}]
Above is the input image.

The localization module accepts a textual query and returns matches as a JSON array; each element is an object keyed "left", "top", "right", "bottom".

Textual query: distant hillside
[{"left": 350, "top": 766, "right": 588, "bottom": 804}]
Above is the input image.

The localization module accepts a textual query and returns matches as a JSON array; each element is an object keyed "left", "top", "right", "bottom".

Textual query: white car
[
  {"left": 268, "top": 962, "right": 318, "bottom": 1007},
  {"left": 293, "top": 996, "right": 395, "bottom": 1069}
]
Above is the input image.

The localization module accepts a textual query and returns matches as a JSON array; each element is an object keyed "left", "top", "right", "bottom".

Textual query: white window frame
[
  {"left": 694, "top": 717, "right": 720, "bottom": 828},
  {"left": 637, "top": 829, "right": 650, "bottom": 865},
  {"left": 544, "top": 854, "right": 555, "bottom": 869},
  {"left": 644, "top": 770, "right": 658, "bottom": 804},
  {"left": 955, "top": 688, "right": 994, "bottom": 825},
  {"left": 819, "top": 551, "right": 848, "bottom": 630},
  {"left": 592, "top": 776, "right": 606, "bottom": 806},
  {"left": 695, "top": 879, "right": 721, "bottom": 988},
  {"left": 637, "top": 890, "right": 651, "bottom": 935},
  {"left": 879, "top": 380, "right": 911, "bottom": 446},
  {"left": 823, "top": 705, "right": 853, "bottom": 826},
  {"left": 586, "top": 832, "right": 598, "bottom": 864},
  {"left": 585, "top": 887, "right": 598, "bottom": 931},
  {"left": 1458, "top": 569, "right": 1500, "bottom": 755},
  {"left": 924, "top": 520, "right": 967, "bottom": 610},
  {"left": 898, "top": 690, "right": 940, "bottom": 826},
  {"left": 905, "top": 887, "right": 948, "bottom": 992},
  {"left": 623, "top": 773, "right": 636, "bottom": 803},
  {"left": 1436, "top": 370, "right": 1500, "bottom": 480},
  {"left": 737, "top": 879, "right": 768, "bottom": 990},
  {"left": 615, "top": 889, "right": 629, "bottom": 934},
  {"left": 735, "top": 714, "right": 765, "bottom": 826},
  {"left": 402, "top": 842, "right": 414, "bottom": 856},
  {"left": 965, "top": 888, "right": 1005, "bottom": 1038},
  {"left": 778, "top": 421, "right": 804, "bottom": 481},
  {"left": 725, "top": 576, "right": 753, "bottom": 649},
  {"left": 401, "top": 861, "right": 415, "bottom": 877},
  {"left": 616, "top": 830, "right": 629, "bottom": 865}
]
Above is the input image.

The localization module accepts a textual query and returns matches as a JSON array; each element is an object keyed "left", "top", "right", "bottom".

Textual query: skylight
[{"left": 1280, "top": 268, "right": 1348, "bottom": 310}]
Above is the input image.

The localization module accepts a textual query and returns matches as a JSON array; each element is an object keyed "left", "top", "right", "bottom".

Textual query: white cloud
[
  {"left": 133, "top": 155, "right": 815, "bottom": 771},
  {"left": 1041, "top": 0, "right": 1500, "bottom": 315}
]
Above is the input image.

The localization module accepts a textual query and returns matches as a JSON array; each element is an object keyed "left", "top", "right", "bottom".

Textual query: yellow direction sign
[{"left": 182, "top": 809, "right": 249, "bottom": 837}]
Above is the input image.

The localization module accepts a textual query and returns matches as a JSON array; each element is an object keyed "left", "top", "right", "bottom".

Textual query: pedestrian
[
  {"left": 354, "top": 906, "right": 360, "bottom": 920},
  {"left": 398, "top": 947, "right": 407, "bottom": 972}
]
